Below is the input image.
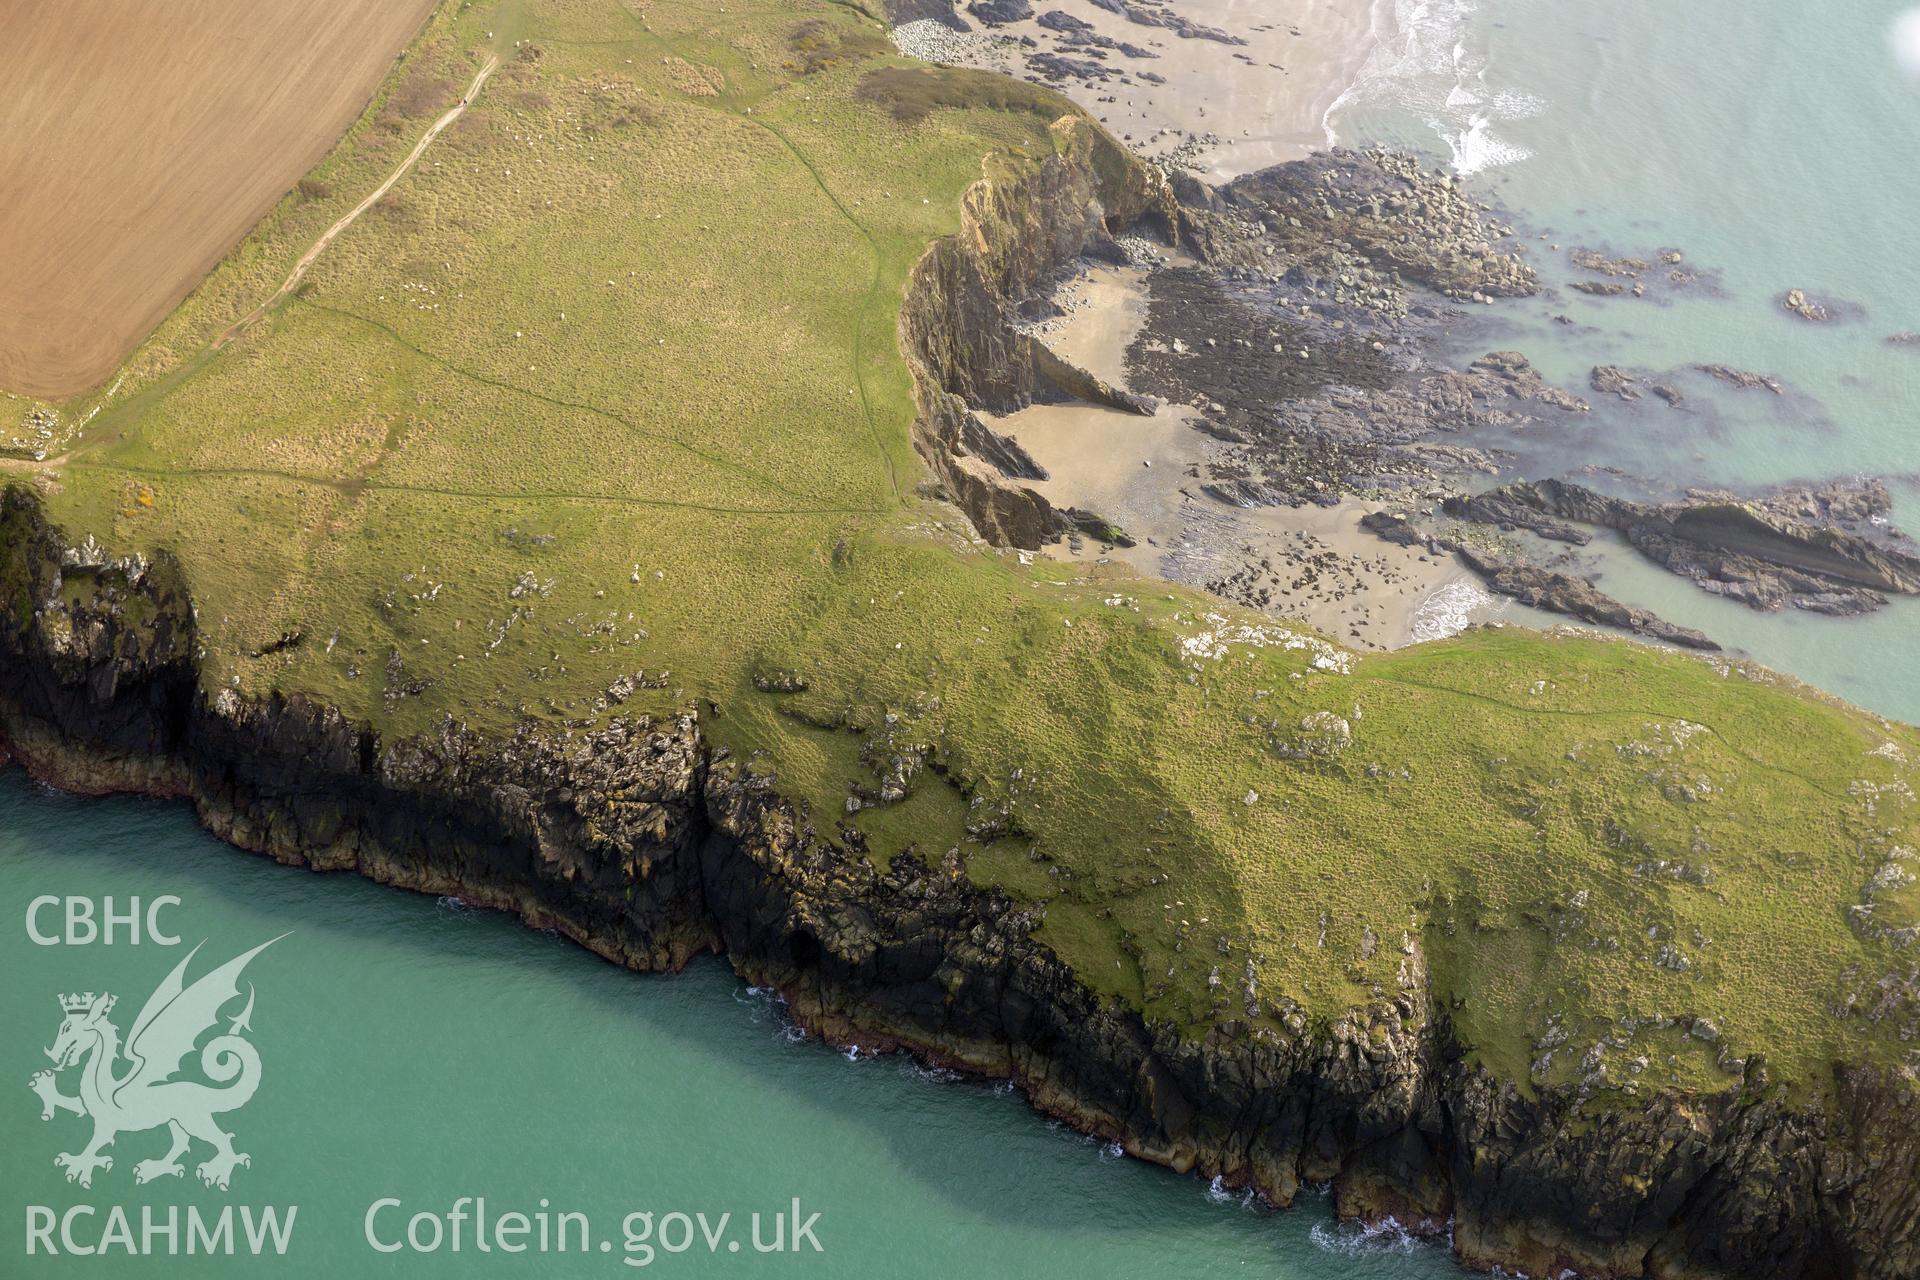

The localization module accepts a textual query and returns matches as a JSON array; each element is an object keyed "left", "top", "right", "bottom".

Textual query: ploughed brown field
[{"left": 0, "top": 0, "right": 436, "bottom": 400}]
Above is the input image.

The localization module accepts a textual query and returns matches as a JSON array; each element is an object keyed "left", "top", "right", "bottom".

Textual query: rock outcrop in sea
[{"left": 1445, "top": 478, "right": 1920, "bottom": 617}]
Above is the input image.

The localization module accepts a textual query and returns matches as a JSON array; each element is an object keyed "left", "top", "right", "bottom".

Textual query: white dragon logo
[{"left": 28, "top": 936, "right": 284, "bottom": 1190}]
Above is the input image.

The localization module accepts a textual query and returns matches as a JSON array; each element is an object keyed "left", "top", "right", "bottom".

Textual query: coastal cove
[
  {"left": 912, "top": 0, "right": 1920, "bottom": 720},
  {"left": 0, "top": 772, "right": 1460, "bottom": 1278}
]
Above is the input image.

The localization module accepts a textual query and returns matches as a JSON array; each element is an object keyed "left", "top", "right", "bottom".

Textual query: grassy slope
[{"left": 10, "top": 0, "right": 1918, "bottom": 1100}]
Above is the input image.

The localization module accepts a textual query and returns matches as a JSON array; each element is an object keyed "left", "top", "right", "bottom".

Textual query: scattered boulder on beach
[
  {"left": 1357, "top": 511, "right": 1425, "bottom": 547},
  {"left": 1087, "top": 0, "right": 1245, "bottom": 44},
  {"left": 967, "top": 0, "right": 1032, "bottom": 22},
  {"left": 1027, "top": 50, "right": 1106, "bottom": 80},
  {"left": 1030, "top": 10, "right": 1159, "bottom": 60},
  {"left": 1036, "top": 8, "right": 1091, "bottom": 31}
]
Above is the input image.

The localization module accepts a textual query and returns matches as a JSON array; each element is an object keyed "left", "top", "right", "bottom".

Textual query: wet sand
[
  {"left": 897, "top": 0, "right": 1380, "bottom": 181},
  {"left": 995, "top": 263, "right": 1510, "bottom": 648}
]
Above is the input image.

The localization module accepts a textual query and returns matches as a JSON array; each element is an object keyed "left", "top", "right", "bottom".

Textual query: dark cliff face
[
  {"left": 0, "top": 491, "right": 197, "bottom": 785},
  {"left": 0, "top": 487, "right": 710, "bottom": 971},
  {"left": 5, "top": 486, "right": 1917, "bottom": 1279},
  {"left": 896, "top": 114, "right": 1175, "bottom": 549},
  {"left": 5, "top": 136, "right": 1920, "bottom": 1278}
]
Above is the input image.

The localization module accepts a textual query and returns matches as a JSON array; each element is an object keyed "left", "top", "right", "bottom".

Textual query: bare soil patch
[{"left": 0, "top": 0, "right": 436, "bottom": 398}]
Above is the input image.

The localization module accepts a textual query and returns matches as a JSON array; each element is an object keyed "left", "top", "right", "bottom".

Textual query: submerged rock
[
  {"left": 1696, "top": 363, "right": 1785, "bottom": 394},
  {"left": 1590, "top": 365, "right": 1640, "bottom": 400}
]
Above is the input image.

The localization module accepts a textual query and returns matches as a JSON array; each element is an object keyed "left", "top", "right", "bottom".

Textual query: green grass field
[{"left": 6, "top": 0, "right": 1917, "bottom": 1101}]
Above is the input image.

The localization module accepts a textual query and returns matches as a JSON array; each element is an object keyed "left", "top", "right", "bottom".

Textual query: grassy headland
[{"left": 5, "top": 0, "right": 1916, "bottom": 1106}]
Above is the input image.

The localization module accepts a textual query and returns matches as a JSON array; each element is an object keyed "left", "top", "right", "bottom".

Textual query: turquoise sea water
[
  {"left": 1328, "top": 0, "right": 1920, "bottom": 722},
  {"left": 0, "top": 774, "right": 1463, "bottom": 1277}
]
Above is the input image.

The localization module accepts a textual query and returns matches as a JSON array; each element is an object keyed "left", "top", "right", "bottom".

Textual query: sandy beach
[
  {"left": 893, "top": 0, "right": 1381, "bottom": 181},
  {"left": 985, "top": 263, "right": 1512, "bottom": 649}
]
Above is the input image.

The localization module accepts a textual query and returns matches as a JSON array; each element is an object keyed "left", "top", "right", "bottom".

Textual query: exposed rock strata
[
  {"left": 3, "top": 484, "right": 1918, "bottom": 1279},
  {"left": 1450, "top": 478, "right": 1920, "bottom": 616},
  {"left": 897, "top": 111, "right": 1173, "bottom": 547},
  {"left": 1177, "top": 148, "right": 1537, "bottom": 303},
  {"left": 1357, "top": 511, "right": 1714, "bottom": 649},
  {"left": 1441, "top": 491, "right": 1592, "bottom": 546},
  {"left": 1448, "top": 546, "right": 1720, "bottom": 651}
]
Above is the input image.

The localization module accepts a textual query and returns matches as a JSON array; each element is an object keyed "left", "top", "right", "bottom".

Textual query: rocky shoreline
[
  {"left": 981, "top": 142, "right": 1920, "bottom": 655},
  {"left": 6, "top": 116, "right": 1920, "bottom": 1278}
]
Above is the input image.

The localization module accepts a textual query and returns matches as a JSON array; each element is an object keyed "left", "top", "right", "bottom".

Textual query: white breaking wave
[
  {"left": 903, "top": 1060, "right": 961, "bottom": 1085},
  {"left": 1307, "top": 1214, "right": 1427, "bottom": 1256},
  {"left": 1203, "top": 1175, "right": 1259, "bottom": 1208},
  {"left": 1322, "top": 0, "right": 1540, "bottom": 175},
  {"left": 1453, "top": 113, "right": 1532, "bottom": 175},
  {"left": 1410, "top": 579, "right": 1493, "bottom": 643}
]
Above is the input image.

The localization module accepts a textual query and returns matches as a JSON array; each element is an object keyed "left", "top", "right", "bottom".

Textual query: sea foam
[
  {"left": 1307, "top": 1214, "right": 1430, "bottom": 1256},
  {"left": 1410, "top": 579, "right": 1493, "bottom": 643},
  {"left": 1323, "top": 0, "right": 1539, "bottom": 175}
]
